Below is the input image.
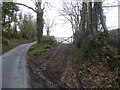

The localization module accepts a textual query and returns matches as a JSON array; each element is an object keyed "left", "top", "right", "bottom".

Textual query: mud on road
[{"left": 27, "top": 44, "right": 81, "bottom": 88}]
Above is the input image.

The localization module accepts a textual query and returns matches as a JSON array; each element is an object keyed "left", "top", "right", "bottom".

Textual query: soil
[
  {"left": 73, "top": 59, "right": 119, "bottom": 88},
  {"left": 27, "top": 44, "right": 81, "bottom": 88},
  {"left": 27, "top": 43, "right": 119, "bottom": 89}
]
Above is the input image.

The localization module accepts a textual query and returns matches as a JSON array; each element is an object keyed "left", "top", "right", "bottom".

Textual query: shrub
[
  {"left": 41, "top": 36, "right": 57, "bottom": 46},
  {"left": 74, "top": 31, "right": 118, "bottom": 70},
  {"left": 2, "top": 38, "right": 9, "bottom": 45}
]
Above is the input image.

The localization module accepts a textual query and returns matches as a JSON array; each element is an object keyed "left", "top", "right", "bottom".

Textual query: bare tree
[
  {"left": 44, "top": 18, "right": 56, "bottom": 36},
  {"left": 18, "top": 12, "right": 37, "bottom": 39},
  {"left": 15, "top": 0, "right": 51, "bottom": 43},
  {"left": 59, "top": 0, "right": 82, "bottom": 35}
]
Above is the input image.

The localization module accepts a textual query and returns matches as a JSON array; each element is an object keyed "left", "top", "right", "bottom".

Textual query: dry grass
[{"left": 2, "top": 38, "right": 32, "bottom": 54}]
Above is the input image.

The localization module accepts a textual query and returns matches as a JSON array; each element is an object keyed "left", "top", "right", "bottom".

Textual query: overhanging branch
[{"left": 15, "top": 3, "right": 37, "bottom": 13}]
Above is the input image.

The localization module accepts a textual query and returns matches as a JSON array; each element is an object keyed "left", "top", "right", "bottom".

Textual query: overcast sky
[{"left": 16, "top": 0, "right": 119, "bottom": 37}]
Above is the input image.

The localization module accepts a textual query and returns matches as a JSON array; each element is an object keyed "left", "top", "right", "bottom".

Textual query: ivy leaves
[{"left": 2, "top": 2, "right": 19, "bottom": 24}]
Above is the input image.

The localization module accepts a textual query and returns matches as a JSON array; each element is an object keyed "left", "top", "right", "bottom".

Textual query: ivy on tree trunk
[
  {"left": 15, "top": 2, "right": 44, "bottom": 43},
  {"left": 37, "top": 10, "right": 44, "bottom": 43}
]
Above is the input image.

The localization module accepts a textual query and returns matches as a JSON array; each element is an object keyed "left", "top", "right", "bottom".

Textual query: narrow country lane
[{"left": 2, "top": 41, "right": 36, "bottom": 88}]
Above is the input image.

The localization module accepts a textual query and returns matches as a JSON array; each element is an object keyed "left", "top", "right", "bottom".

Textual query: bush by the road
[{"left": 41, "top": 36, "right": 57, "bottom": 46}]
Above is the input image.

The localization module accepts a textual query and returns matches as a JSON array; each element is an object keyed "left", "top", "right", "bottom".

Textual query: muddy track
[
  {"left": 60, "top": 45, "right": 81, "bottom": 88},
  {"left": 27, "top": 44, "right": 82, "bottom": 88},
  {"left": 39, "top": 44, "right": 62, "bottom": 71}
]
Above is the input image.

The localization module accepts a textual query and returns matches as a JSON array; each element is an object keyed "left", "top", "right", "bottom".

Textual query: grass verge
[
  {"left": 28, "top": 36, "right": 57, "bottom": 58},
  {"left": 2, "top": 38, "right": 33, "bottom": 54}
]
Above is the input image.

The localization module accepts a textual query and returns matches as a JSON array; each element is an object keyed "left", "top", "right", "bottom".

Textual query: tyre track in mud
[
  {"left": 39, "top": 44, "right": 62, "bottom": 71},
  {"left": 27, "top": 43, "right": 81, "bottom": 88},
  {"left": 27, "top": 44, "right": 63, "bottom": 88},
  {"left": 60, "top": 45, "right": 81, "bottom": 88},
  {"left": 40, "top": 44, "right": 69, "bottom": 87}
]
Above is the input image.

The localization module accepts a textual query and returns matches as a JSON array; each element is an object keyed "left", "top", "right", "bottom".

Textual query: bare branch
[
  {"left": 43, "top": 2, "right": 52, "bottom": 10},
  {"left": 15, "top": 3, "right": 37, "bottom": 13},
  {"left": 58, "top": 0, "right": 82, "bottom": 34},
  {"left": 45, "top": 18, "right": 56, "bottom": 36}
]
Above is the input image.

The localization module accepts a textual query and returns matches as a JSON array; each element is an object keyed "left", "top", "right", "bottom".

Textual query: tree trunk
[
  {"left": 99, "top": 2, "right": 108, "bottom": 34},
  {"left": 92, "top": 2, "right": 99, "bottom": 35},
  {"left": 37, "top": 2, "right": 44, "bottom": 43},
  {"left": 79, "top": 2, "right": 87, "bottom": 33},
  {"left": 37, "top": 11, "right": 43, "bottom": 43},
  {"left": 14, "top": 12, "right": 17, "bottom": 37},
  {"left": 47, "top": 27, "right": 50, "bottom": 36},
  {"left": 16, "top": 2, "right": 44, "bottom": 43},
  {"left": 87, "top": 2, "right": 92, "bottom": 34}
]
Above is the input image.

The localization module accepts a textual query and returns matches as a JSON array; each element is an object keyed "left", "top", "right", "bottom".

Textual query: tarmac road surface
[{"left": 2, "top": 41, "right": 36, "bottom": 88}]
